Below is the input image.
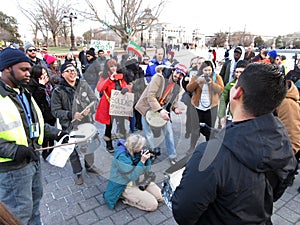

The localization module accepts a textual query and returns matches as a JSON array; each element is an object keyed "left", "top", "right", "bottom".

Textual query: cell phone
[{"left": 114, "top": 73, "right": 123, "bottom": 80}]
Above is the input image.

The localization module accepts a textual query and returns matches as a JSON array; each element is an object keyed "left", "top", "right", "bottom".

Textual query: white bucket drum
[{"left": 69, "top": 123, "right": 101, "bottom": 154}]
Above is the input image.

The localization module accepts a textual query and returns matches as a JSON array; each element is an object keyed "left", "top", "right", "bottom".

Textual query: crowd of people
[{"left": 0, "top": 42, "right": 299, "bottom": 224}]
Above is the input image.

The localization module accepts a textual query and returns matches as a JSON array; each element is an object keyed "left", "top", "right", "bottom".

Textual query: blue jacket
[
  {"left": 145, "top": 58, "right": 171, "bottom": 82},
  {"left": 103, "top": 140, "right": 151, "bottom": 209}
]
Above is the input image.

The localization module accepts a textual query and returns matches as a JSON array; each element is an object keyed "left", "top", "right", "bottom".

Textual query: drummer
[
  {"left": 51, "top": 62, "right": 101, "bottom": 185},
  {"left": 135, "top": 63, "right": 187, "bottom": 165}
]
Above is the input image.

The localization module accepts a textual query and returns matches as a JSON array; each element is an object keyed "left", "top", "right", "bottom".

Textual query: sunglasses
[
  {"left": 63, "top": 69, "right": 76, "bottom": 73},
  {"left": 27, "top": 49, "right": 36, "bottom": 52}
]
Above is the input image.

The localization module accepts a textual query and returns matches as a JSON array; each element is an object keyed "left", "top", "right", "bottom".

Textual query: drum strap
[
  {"left": 103, "top": 91, "right": 110, "bottom": 103},
  {"left": 159, "top": 82, "right": 175, "bottom": 105},
  {"left": 160, "top": 83, "right": 180, "bottom": 112}
]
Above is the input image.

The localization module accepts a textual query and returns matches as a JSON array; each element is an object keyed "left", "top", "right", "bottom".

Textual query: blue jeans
[
  {"left": 0, "top": 161, "right": 43, "bottom": 225},
  {"left": 142, "top": 116, "right": 176, "bottom": 159}
]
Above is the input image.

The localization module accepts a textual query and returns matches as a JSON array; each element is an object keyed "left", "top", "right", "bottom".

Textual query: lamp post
[
  {"left": 161, "top": 26, "right": 165, "bottom": 49},
  {"left": 64, "top": 12, "right": 77, "bottom": 51},
  {"left": 140, "top": 22, "right": 145, "bottom": 47}
]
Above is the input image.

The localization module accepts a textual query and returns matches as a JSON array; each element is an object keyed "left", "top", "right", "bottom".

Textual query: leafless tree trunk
[
  {"left": 81, "top": 0, "right": 166, "bottom": 47},
  {"left": 17, "top": 0, "right": 71, "bottom": 47}
]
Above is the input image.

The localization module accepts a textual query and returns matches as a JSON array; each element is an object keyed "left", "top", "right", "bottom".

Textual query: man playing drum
[
  {"left": 135, "top": 64, "right": 187, "bottom": 165},
  {"left": 51, "top": 62, "right": 101, "bottom": 185}
]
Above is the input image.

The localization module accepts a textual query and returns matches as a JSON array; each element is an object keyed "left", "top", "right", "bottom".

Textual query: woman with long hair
[
  {"left": 95, "top": 59, "right": 129, "bottom": 153},
  {"left": 186, "top": 60, "right": 224, "bottom": 153}
]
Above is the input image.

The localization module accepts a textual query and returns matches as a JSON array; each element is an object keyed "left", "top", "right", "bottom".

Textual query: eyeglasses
[
  {"left": 63, "top": 69, "right": 76, "bottom": 73},
  {"left": 27, "top": 49, "right": 36, "bottom": 52}
]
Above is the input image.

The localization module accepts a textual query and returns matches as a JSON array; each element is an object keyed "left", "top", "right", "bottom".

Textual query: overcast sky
[{"left": 6, "top": 0, "right": 299, "bottom": 42}]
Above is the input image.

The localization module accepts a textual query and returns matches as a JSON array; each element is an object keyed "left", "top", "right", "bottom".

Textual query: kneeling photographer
[{"left": 103, "top": 134, "right": 163, "bottom": 211}]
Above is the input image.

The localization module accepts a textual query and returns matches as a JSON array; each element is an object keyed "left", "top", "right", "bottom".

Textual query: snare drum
[{"left": 69, "top": 123, "right": 101, "bottom": 154}]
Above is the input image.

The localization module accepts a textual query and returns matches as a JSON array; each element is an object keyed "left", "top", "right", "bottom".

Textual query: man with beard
[
  {"left": 135, "top": 64, "right": 187, "bottom": 165},
  {"left": 24, "top": 42, "right": 47, "bottom": 68},
  {"left": 172, "top": 63, "right": 297, "bottom": 225},
  {"left": 0, "top": 48, "right": 64, "bottom": 225}
]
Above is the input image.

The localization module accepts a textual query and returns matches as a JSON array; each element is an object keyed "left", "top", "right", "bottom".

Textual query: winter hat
[
  {"left": 125, "top": 58, "right": 138, "bottom": 67},
  {"left": 60, "top": 62, "right": 75, "bottom": 73},
  {"left": 268, "top": 50, "right": 277, "bottom": 59},
  {"left": 45, "top": 54, "right": 57, "bottom": 65},
  {"left": 86, "top": 49, "right": 95, "bottom": 57},
  {"left": 174, "top": 63, "right": 188, "bottom": 76},
  {"left": 24, "top": 42, "right": 35, "bottom": 52},
  {"left": 234, "top": 47, "right": 242, "bottom": 55},
  {"left": 0, "top": 48, "right": 31, "bottom": 71}
]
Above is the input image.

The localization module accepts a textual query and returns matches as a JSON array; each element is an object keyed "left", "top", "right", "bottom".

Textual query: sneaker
[
  {"left": 169, "top": 158, "right": 177, "bottom": 165},
  {"left": 86, "top": 165, "right": 101, "bottom": 174},
  {"left": 75, "top": 174, "right": 84, "bottom": 185},
  {"left": 106, "top": 146, "right": 115, "bottom": 153}
]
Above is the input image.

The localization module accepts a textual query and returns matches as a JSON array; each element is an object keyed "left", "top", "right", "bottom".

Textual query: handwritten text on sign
[
  {"left": 90, "top": 40, "right": 115, "bottom": 54},
  {"left": 109, "top": 90, "right": 134, "bottom": 117}
]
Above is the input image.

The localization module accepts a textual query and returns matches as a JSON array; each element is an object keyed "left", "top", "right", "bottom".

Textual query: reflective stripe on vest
[{"left": 0, "top": 94, "right": 44, "bottom": 162}]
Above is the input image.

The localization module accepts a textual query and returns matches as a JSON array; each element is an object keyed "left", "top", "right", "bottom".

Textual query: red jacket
[{"left": 95, "top": 76, "right": 128, "bottom": 124}]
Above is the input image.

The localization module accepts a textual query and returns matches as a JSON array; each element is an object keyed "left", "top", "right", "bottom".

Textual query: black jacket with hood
[{"left": 172, "top": 113, "right": 297, "bottom": 225}]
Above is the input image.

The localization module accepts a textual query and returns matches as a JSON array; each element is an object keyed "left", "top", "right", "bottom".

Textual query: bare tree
[
  {"left": 17, "top": 0, "right": 71, "bottom": 46},
  {"left": 80, "top": 0, "right": 167, "bottom": 47}
]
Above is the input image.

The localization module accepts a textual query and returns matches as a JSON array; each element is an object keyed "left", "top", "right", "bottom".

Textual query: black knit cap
[
  {"left": 60, "top": 62, "right": 75, "bottom": 73},
  {"left": 0, "top": 48, "right": 30, "bottom": 71}
]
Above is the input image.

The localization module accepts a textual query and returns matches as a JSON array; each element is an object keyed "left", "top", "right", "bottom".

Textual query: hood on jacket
[
  {"left": 229, "top": 46, "right": 245, "bottom": 62},
  {"left": 286, "top": 80, "right": 299, "bottom": 101},
  {"left": 220, "top": 113, "right": 293, "bottom": 173}
]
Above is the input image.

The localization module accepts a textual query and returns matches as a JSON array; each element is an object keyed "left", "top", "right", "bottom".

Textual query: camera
[
  {"left": 136, "top": 171, "right": 156, "bottom": 191},
  {"left": 141, "top": 146, "right": 161, "bottom": 157},
  {"left": 113, "top": 73, "right": 123, "bottom": 80},
  {"left": 203, "top": 74, "right": 211, "bottom": 83}
]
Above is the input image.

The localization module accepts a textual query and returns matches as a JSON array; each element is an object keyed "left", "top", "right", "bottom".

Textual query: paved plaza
[{"left": 39, "top": 49, "right": 300, "bottom": 225}]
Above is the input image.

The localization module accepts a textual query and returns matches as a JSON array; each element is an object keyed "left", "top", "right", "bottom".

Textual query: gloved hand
[
  {"left": 56, "top": 130, "right": 69, "bottom": 143},
  {"left": 120, "top": 88, "right": 128, "bottom": 95},
  {"left": 15, "top": 146, "right": 39, "bottom": 163}
]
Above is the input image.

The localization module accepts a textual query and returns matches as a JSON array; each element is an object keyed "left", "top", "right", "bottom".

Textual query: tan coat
[
  {"left": 135, "top": 73, "right": 180, "bottom": 116},
  {"left": 186, "top": 74, "right": 224, "bottom": 108},
  {"left": 276, "top": 80, "right": 300, "bottom": 154}
]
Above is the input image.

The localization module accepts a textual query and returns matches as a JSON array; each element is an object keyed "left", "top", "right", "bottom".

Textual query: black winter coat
[
  {"left": 51, "top": 78, "right": 98, "bottom": 131},
  {"left": 172, "top": 114, "right": 297, "bottom": 225},
  {"left": 27, "top": 79, "right": 56, "bottom": 126}
]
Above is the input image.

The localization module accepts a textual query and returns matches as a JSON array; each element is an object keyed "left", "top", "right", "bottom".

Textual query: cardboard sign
[
  {"left": 90, "top": 40, "right": 115, "bottom": 55},
  {"left": 109, "top": 90, "right": 134, "bottom": 117}
]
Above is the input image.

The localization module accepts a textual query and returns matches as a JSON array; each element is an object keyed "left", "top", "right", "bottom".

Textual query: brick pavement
[{"left": 39, "top": 49, "right": 300, "bottom": 225}]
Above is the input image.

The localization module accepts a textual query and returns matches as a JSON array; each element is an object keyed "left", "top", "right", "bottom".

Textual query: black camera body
[
  {"left": 141, "top": 146, "right": 161, "bottom": 157},
  {"left": 203, "top": 74, "right": 211, "bottom": 83}
]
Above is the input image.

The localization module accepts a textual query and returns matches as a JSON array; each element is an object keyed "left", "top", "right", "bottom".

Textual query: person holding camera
[
  {"left": 186, "top": 60, "right": 224, "bottom": 154},
  {"left": 103, "top": 134, "right": 163, "bottom": 211}
]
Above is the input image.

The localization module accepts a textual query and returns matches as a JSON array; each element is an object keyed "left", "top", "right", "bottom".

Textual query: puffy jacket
[{"left": 172, "top": 114, "right": 297, "bottom": 225}]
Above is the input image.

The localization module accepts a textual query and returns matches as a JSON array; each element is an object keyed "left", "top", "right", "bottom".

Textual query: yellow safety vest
[{"left": 0, "top": 94, "right": 44, "bottom": 162}]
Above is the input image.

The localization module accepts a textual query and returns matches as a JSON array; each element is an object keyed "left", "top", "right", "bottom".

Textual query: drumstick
[
  {"left": 71, "top": 101, "right": 95, "bottom": 123},
  {"left": 34, "top": 139, "right": 87, "bottom": 152}
]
